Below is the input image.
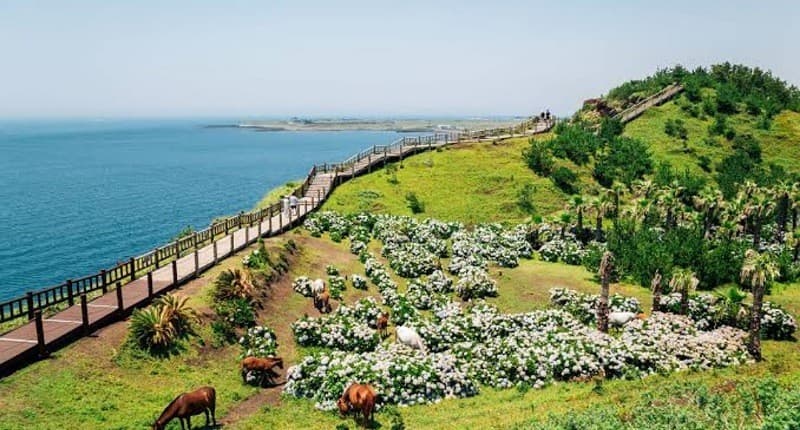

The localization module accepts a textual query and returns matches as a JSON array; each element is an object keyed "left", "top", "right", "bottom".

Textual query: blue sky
[{"left": 0, "top": 0, "right": 798, "bottom": 118}]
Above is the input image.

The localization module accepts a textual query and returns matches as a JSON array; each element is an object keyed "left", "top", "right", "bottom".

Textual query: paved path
[{"left": 0, "top": 123, "right": 552, "bottom": 376}]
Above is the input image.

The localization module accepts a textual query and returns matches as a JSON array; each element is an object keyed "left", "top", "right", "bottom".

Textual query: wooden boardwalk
[{"left": 0, "top": 120, "right": 554, "bottom": 377}]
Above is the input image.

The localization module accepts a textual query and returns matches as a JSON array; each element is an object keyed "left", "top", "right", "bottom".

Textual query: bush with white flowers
[
  {"left": 291, "top": 300, "right": 380, "bottom": 353},
  {"left": 327, "top": 275, "right": 346, "bottom": 299},
  {"left": 351, "top": 274, "right": 368, "bottom": 290},
  {"left": 549, "top": 288, "right": 641, "bottom": 324},
  {"left": 406, "top": 280, "right": 437, "bottom": 310},
  {"left": 292, "top": 276, "right": 314, "bottom": 297},
  {"left": 455, "top": 267, "right": 498, "bottom": 300},
  {"left": 539, "top": 237, "right": 585, "bottom": 265},
  {"left": 239, "top": 325, "right": 278, "bottom": 358},
  {"left": 284, "top": 344, "right": 478, "bottom": 411}
]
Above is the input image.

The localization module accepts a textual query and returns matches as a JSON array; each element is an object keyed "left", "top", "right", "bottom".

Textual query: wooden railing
[
  {"left": 0, "top": 116, "right": 549, "bottom": 328},
  {"left": 614, "top": 83, "right": 684, "bottom": 124}
]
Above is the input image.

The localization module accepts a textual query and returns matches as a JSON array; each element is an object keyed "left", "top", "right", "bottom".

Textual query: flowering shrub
[
  {"left": 284, "top": 344, "right": 478, "bottom": 411},
  {"left": 426, "top": 270, "right": 454, "bottom": 294},
  {"left": 328, "top": 275, "right": 346, "bottom": 299},
  {"left": 351, "top": 274, "right": 368, "bottom": 290},
  {"left": 286, "top": 298, "right": 752, "bottom": 410},
  {"left": 549, "top": 288, "right": 641, "bottom": 324},
  {"left": 291, "top": 300, "right": 380, "bottom": 353},
  {"left": 539, "top": 237, "right": 585, "bottom": 265},
  {"left": 406, "top": 280, "right": 436, "bottom": 310},
  {"left": 242, "top": 246, "right": 270, "bottom": 270},
  {"left": 385, "top": 242, "right": 439, "bottom": 278},
  {"left": 660, "top": 293, "right": 797, "bottom": 339},
  {"left": 239, "top": 325, "right": 278, "bottom": 358},
  {"left": 363, "top": 254, "right": 400, "bottom": 306},
  {"left": 390, "top": 295, "right": 420, "bottom": 325},
  {"left": 455, "top": 267, "right": 498, "bottom": 300},
  {"left": 325, "top": 265, "right": 339, "bottom": 276},
  {"left": 292, "top": 276, "right": 314, "bottom": 297}
]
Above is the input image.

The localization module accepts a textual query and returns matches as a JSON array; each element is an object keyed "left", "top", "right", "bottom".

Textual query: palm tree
[
  {"left": 669, "top": 268, "right": 699, "bottom": 315},
  {"left": 589, "top": 195, "right": 614, "bottom": 242},
  {"left": 632, "top": 179, "right": 656, "bottom": 200},
  {"left": 790, "top": 183, "right": 800, "bottom": 232},
  {"left": 655, "top": 183, "right": 684, "bottom": 230},
  {"left": 651, "top": 270, "right": 663, "bottom": 312},
  {"left": 740, "top": 249, "right": 780, "bottom": 361},
  {"left": 788, "top": 228, "right": 800, "bottom": 262},
  {"left": 567, "top": 195, "right": 586, "bottom": 232},
  {"left": 771, "top": 182, "right": 792, "bottom": 243},
  {"left": 608, "top": 183, "right": 626, "bottom": 221},
  {"left": 597, "top": 251, "right": 614, "bottom": 333},
  {"left": 742, "top": 189, "right": 775, "bottom": 249},
  {"left": 693, "top": 187, "right": 726, "bottom": 238}
]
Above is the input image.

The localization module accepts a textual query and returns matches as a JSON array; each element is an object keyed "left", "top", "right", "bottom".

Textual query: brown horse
[
  {"left": 241, "top": 356, "right": 283, "bottom": 386},
  {"left": 375, "top": 312, "right": 389, "bottom": 338},
  {"left": 337, "top": 383, "right": 377, "bottom": 428},
  {"left": 153, "top": 386, "right": 216, "bottom": 430},
  {"left": 314, "top": 290, "right": 331, "bottom": 314}
]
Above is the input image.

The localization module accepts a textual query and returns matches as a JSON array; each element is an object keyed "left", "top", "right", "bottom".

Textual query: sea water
[{"left": 0, "top": 119, "right": 402, "bottom": 301}]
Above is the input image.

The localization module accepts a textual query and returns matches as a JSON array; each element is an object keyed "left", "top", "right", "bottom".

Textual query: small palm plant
[
  {"left": 128, "top": 294, "right": 197, "bottom": 354},
  {"left": 130, "top": 306, "right": 176, "bottom": 351},
  {"left": 740, "top": 249, "right": 780, "bottom": 360},
  {"left": 669, "top": 268, "right": 699, "bottom": 315},
  {"left": 597, "top": 251, "right": 614, "bottom": 333},
  {"left": 213, "top": 268, "right": 256, "bottom": 302}
]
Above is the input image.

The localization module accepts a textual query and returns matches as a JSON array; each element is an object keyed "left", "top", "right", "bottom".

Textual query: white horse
[
  {"left": 310, "top": 278, "right": 325, "bottom": 296},
  {"left": 396, "top": 326, "right": 426, "bottom": 353},
  {"left": 608, "top": 312, "right": 645, "bottom": 327}
]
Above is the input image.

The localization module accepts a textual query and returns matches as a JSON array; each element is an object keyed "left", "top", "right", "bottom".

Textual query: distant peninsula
[{"left": 206, "top": 116, "right": 527, "bottom": 132}]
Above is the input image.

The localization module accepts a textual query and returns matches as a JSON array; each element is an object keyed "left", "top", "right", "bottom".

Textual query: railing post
[
  {"left": 258, "top": 211, "right": 263, "bottom": 237},
  {"left": 351, "top": 163, "right": 355, "bottom": 178},
  {"left": 279, "top": 210, "right": 283, "bottom": 233},
  {"left": 368, "top": 153, "right": 372, "bottom": 173},
  {"left": 147, "top": 272, "right": 154, "bottom": 298},
  {"left": 101, "top": 269, "right": 108, "bottom": 294},
  {"left": 115, "top": 282, "right": 124, "bottom": 314},
  {"left": 194, "top": 246, "right": 199, "bottom": 278},
  {"left": 34, "top": 311, "right": 47, "bottom": 358},
  {"left": 155, "top": 247, "right": 161, "bottom": 268},
  {"left": 225, "top": 218, "right": 230, "bottom": 235},
  {"left": 384, "top": 147, "right": 388, "bottom": 166},
  {"left": 26, "top": 292, "right": 35, "bottom": 320},
  {"left": 80, "top": 294, "right": 89, "bottom": 334},
  {"left": 238, "top": 211, "right": 244, "bottom": 228},
  {"left": 213, "top": 239, "right": 218, "bottom": 264},
  {"left": 245, "top": 218, "right": 250, "bottom": 244},
  {"left": 230, "top": 229, "right": 235, "bottom": 253},
  {"left": 268, "top": 205, "right": 273, "bottom": 234},
  {"left": 317, "top": 189, "right": 321, "bottom": 205},
  {"left": 129, "top": 257, "right": 136, "bottom": 281},
  {"left": 66, "top": 279, "right": 74, "bottom": 306},
  {"left": 171, "top": 260, "right": 178, "bottom": 286},
  {"left": 174, "top": 239, "right": 181, "bottom": 259}
]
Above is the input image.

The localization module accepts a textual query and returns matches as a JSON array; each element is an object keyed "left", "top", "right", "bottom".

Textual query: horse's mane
[{"left": 156, "top": 393, "right": 183, "bottom": 422}]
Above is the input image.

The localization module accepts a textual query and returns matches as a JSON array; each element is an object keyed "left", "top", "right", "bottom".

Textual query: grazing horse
[
  {"left": 375, "top": 312, "right": 389, "bottom": 338},
  {"left": 314, "top": 290, "right": 332, "bottom": 314},
  {"left": 311, "top": 278, "right": 326, "bottom": 296},
  {"left": 396, "top": 325, "right": 426, "bottom": 353},
  {"left": 152, "top": 386, "right": 216, "bottom": 430},
  {"left": 241, "top": 356, "right": 284, "bottom": 386},
  {"left": 337, "top": 383, "right": 377, "bottom": 428},
  {"left": 608, "top": 312, "right": 646, "bottom": 327}
]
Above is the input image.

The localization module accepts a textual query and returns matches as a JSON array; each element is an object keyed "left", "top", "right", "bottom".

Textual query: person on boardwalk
[
  {"left": 289, "top": 194, "right": 299, "bottom": 216},
  {"left": 281, "top": 195, "right": 290, "bottom": 217}
]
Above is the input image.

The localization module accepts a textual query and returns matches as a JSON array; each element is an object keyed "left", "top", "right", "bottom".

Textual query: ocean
[{"left": 0, "top": 119, "right": 403, "bottom": 302}]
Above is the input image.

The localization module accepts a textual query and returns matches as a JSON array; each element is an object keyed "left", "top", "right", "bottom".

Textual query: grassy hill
[{"left": 320, "top": 134, "right": 581, "bottom": 224}]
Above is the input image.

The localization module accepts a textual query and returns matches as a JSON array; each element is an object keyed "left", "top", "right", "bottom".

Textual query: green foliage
[
  {"left": 698, "top": 155, "right": 712, "bottom": 172},
  {"left": 172, "top": 225, "right": 195, "bottom": 241},
  {"left": 127, "top": 295, "right": 197, "bottom": 355},
  {"left": 664, "top": 118, "right": 688, "bottom": 140},
  {"left": 594, "top": 136, "right": 653, "bottom": 187},
  {"left": 598, "top": 117, "right": 624, "bottom": 142},
  {"left": 546, "top": 122, "right": 600, "bottom": 165},
  {"left": 522, "top": 138, "right": 555, "bottom": 176},
  {"left": 550, "top": 167, "right": 578, "bottom": 194},
  {"left": 516, "top": 183, "right": 537, "bottom": 214},
  {"left": 212, "top": 268, "right": 256, "bottom": 303},
  {"left": 715, "top": 84, "right": 739, "bottom": 114},
  {"left": 405, "top": 192, "right": 426, "bottom": 214}
]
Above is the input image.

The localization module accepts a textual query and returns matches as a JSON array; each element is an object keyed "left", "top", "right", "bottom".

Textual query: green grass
[
  {"left": 254, "top": 179, "right": 302, "bottom": 209},
  {"left": 320, "top": 135, "right": 572, "bottom": 224},
  {"left": 623, "top": 95, "right": 800, "bottom": 177}
]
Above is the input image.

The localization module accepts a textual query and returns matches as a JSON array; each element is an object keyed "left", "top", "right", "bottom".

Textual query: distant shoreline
[{"left": 204, "top": 117, "right": 525, "bottom": 133}]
